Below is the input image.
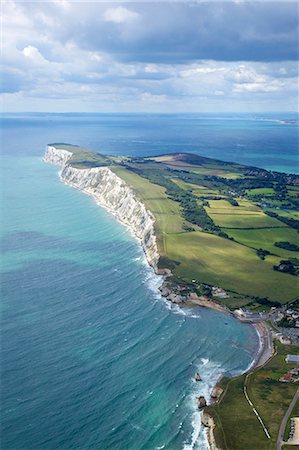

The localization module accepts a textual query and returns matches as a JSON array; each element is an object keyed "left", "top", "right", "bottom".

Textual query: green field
[
  {"left": 205, "top": 199, "right": 286, "bottom": 229},
  {"left": 110, "top": 166, "right": 298, "bottom": 303},
  {"left": 165, "top": 231, "right": 297, "bottom": 302},
  {"left": 223, "top": 227, "right": 299, "bottom": 259},
  {"left": 50, "top": 143, "right": 111, "bottom": 168},
  {"left": 171, "top": 178, "right": 206, "bottom": 190},
  {"left": 205, "top": 199, "right": 288, "bottom": 229},
  {"left": 206, "top": 342, "right": 299, "bottom": 450},
  {"left": 111, "top": 161, "right": 297, "bottom": 303},
  {"left": 207, "top": 212, "right": 287, "bottom": 229},
  {"left": 246, "top": 187, "right": 276, "bottom": 196},
  {"left": 266, "top": 209, "right": 299, "bottom": 221},
  {"left": 111, "top": 166, "right": 188, "bottom": 254}
]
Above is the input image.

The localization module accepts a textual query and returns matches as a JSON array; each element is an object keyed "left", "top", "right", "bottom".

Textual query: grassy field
[
  {"left": 50, "top": 143, "right": 111, "bottom": 168},
  {"left": 111, "top": 166, "right": 188, "bottom": 254},
  {"left": 165, "top": 231, "right": 297, "bottom": 302},
  {"left": 171, "top": 178, "right": 207, "bottom": 190},
  {"left": 206, "top": 342, "right": 299, "bottom": 450},
  {"left": 112, "top": 165, "right": 297, "bottom": 303},
  {"left": 205, "top": 199, "right": 288, "bottom": 229},
  {"left": 266, "top": 209, "right": 299, "bottom": 221},
  {"left": 223, "top": 227, "right": 299, "bottom": 259},
  {"left": 207, "top": 212, "right": 287, "bottom": 229},
  {"left": 246, "top": 187, "right": 276, "bottom": 196}
]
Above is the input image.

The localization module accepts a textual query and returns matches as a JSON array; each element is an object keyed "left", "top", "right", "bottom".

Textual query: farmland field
[
  {"left": 111, "top": 166, "right": 187, "bottom": 254},
  {"left": 165, "top": 231, "right": 297, "bottom": 302},
  {"left": 206, "top": 212, "right": 287, "bottom": 229},
  {"left": 223, "top": 227, "right": 299, "bottom": 258}
]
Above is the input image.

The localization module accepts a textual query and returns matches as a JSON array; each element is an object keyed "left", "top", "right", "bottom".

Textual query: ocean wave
[{"left": 200, "top": 358, "right": 209, "bottom": 366}]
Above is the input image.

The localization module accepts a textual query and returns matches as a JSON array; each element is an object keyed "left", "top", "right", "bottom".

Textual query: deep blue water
[
  {"left": 1, "top": 113, "right": 295, "bottom": 450},
  {"left": 1, "top": 112, "right": 298, "bottom": 173}
]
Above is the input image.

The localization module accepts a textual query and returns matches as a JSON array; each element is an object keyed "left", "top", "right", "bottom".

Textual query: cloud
[
  {"left": 103, "top": 6, "right": 139, "bottom": 23},
  {"left": 22, "top": 45, "right": 48, "bottom": 65},
  {"left": 7, "top": 1, "right": 298, "bottom": 63},
  {"left": 1, "top": 1, "right": 298, "bottom": 112},
  {"left": 233, "top": 80, "right": 284, "bottom": 93}
]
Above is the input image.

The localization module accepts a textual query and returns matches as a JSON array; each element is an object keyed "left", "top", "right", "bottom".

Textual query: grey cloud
[{"left": 30, "top": 2, "right": 298, "bottom": 63}]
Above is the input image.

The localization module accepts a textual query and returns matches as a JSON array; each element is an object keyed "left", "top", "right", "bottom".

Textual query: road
[{"left": 277, "top": 387, "right": 299, "bottom": 450}]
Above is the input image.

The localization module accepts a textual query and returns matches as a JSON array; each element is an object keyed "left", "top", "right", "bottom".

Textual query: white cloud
[
  {"left": 23, "top": 46, "right": 47, "bottom": 63},
  {"left": 181, "top": 66, "right": 227, "bottom": 78},
  {"left": 103, "top": 7, "right": 139, "bottom": 24},
  {"left": 233, "top": 79, "right": 284, "bottom": 93},
  {"left": 230, "top": 65, "right": 266, "bottom": 84}
]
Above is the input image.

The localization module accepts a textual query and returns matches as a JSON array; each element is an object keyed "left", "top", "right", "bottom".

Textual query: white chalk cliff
[{"left": 44, "top": 145, "right": 160, "bottom": 269}]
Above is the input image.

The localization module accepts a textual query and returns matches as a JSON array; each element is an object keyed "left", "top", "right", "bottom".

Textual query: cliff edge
[{"left": 44, "top": 144, "right": 159, "bottom": 269}]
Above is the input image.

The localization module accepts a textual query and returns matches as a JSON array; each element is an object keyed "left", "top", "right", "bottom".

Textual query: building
[{"left": 286, "top": 355, "right": 299, "bottom": 364}]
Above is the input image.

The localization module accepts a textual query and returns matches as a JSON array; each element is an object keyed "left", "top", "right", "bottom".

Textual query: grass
[
  {"left": 110, "top": 166, "right": 188, "bottom": 255},
  {"left": 266, "top": 209, "right": 299, "bottom": 221},
  {"left": 171, "top": 178, "right": 207, "bottom": 190},
  {"left": 62, "top": 145, "right": 297, "bottom": 306},
  {"left": 165, "top": 231, "right": 298, "bottom": 302},
  {"left": 223, "top": 227, "right": 299, "bottom": 259},
  {"left": 206, "top": 342, "right": 299, "bottom": 450},
  {"left": 50, "top": 143, "right": 111, "bottom": 168},
  {"left": 205, "top": 199, "right": 288, "bottom": 229},
  {"left": 207, "top": 199, "right": 260, "bottom": 212},
  {"left": 111, "top": 166, "right": 297, "bottom": 303},
  {"left": 207, "top": 212, "right": 287, "bottom": 229},
  {"left": 246, "top": 188, "right": 276, "bottom": 196},
  {"left": 246, "top": 343, "right": 299, "bottom": 445}
]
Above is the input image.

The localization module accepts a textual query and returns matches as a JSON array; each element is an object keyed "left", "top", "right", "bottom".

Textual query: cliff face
[
  {"left": 44, "top": 145, "right": 159, "bottom": 269},
  {"left": 44, "top": 145, "right": 73, "bottom": 166}
]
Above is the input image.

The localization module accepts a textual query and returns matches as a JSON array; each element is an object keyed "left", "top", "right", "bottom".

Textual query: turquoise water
[{"left": 2, "top": 112, "right": 295, "bottom": 449}]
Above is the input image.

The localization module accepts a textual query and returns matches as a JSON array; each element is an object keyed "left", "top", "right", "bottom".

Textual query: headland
[{"left": 44, "top": 143, "right": 299, "bottom": 449}]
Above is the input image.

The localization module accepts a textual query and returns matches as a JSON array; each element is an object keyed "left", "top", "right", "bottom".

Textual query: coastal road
[
  {"left": 277, "top": 387, "right": 299, "bottom": 450},
  {"left": 254, "top": 322, "right": 273, "bottom": 368}
]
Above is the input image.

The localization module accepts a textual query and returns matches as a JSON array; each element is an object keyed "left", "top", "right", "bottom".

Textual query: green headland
[{"left": 52, "top": 143, "right": 299, "bottom": 310}]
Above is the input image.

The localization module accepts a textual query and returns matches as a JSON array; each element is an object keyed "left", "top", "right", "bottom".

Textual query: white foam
[
  {"left": 200, "top": 358, "right": 209, "bottom": 366},
  {"left": 183, "top": 359, "right": 226, "bottom": 450},
  {"left": 183, "top": 410, "right": 205, "bottom": 450}
]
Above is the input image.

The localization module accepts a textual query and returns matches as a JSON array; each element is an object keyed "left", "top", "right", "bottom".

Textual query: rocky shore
[{"left": 201, "top": 412, "right": 219, "bottom": 450}]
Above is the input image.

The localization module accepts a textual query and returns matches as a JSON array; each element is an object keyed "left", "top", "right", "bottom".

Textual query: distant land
[{"left": 45, "top": 143, "right": 299, "bottom": 450}]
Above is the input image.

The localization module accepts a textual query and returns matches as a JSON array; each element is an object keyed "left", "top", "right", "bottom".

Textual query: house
[{"left": 286, "top": 355, "right": 299, "bottom": 364}]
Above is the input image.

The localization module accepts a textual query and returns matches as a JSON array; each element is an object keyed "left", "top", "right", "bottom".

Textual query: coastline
[{"left": 44, "top": 144, "right": 273, "bottom": 450}]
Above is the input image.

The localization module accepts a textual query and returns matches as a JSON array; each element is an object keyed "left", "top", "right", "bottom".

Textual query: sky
[{"left": 1, "top": 0, "right": 299, "bottom": 113}]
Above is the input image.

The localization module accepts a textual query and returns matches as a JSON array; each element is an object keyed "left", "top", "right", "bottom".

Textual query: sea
[{"left": 1, "top": 113, "right": 298, "bottom": 450}]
